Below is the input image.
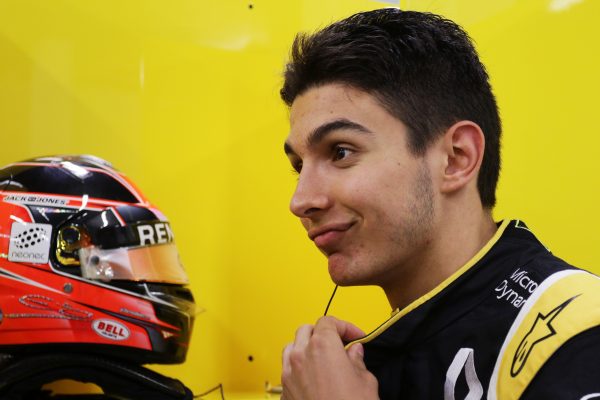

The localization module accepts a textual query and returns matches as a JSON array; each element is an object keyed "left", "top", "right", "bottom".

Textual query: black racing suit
[{"left": 356, "top": 220, "right": 600, "bottom": 400}]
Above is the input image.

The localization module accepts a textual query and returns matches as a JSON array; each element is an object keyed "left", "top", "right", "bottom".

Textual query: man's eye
[
  {"left": 291, "top": 160, "right": 303, "bottom": 173},
  {"left": 333, "top": 146, "right": 352, "bottom": 161}
]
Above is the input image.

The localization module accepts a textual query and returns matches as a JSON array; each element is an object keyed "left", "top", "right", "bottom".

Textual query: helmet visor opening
[{"left": 79, "top": 243, "right": 188, "bottom": 284}]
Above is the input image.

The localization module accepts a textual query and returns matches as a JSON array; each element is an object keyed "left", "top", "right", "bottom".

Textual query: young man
[{"left": 279, "top": 8, "right": 600, "bottom": 400}]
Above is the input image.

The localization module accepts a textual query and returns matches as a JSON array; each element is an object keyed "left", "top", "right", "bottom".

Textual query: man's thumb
[{"left": 347, "top": 342, "right": 366, "bottom": 367}]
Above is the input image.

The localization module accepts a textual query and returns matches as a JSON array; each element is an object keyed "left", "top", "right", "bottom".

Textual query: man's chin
[{"left": 327, "top": 253, "right": 360, "bottom": 286}]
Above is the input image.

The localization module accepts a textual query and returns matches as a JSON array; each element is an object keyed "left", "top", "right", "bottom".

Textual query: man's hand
[{"left": 281, "top": 316, "right": 379, "bottom": 400}]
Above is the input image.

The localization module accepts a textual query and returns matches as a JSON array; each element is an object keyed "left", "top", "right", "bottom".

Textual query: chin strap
[{"left": 0, "top": 353, "right": 193, "bottom": 400}]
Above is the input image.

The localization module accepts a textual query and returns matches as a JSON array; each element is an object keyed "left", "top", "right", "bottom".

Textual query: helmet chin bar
[{"left": 0, "top": 353, "right": 193, "bottom": 399}]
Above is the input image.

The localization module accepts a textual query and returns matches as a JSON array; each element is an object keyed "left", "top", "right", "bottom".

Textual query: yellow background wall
[{"left": 0, "top": 0, "right": 598, "bottom": 398}]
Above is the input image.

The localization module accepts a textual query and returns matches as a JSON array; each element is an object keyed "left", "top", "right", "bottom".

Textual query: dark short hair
[{"left": 281, "top": 8, "right": 501, "bottom": 208}]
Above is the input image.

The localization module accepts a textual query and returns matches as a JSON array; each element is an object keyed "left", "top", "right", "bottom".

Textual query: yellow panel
[{"left": 1, "top": 0, "right": 598, "bottom": 397}]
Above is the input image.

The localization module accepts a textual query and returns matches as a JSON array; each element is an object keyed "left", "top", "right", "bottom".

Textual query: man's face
[{"left": 284, "top": 84, "right": 438, "bottom": 288}]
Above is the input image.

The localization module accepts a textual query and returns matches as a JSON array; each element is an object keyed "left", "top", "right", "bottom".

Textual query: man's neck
[{"left": 383, "top": 207, "right": 497, "bottom": 311}]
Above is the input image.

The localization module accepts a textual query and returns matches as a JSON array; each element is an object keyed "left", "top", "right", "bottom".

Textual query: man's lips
[{"left": 308, "top": 222, "right": 355, "bottom": 249}]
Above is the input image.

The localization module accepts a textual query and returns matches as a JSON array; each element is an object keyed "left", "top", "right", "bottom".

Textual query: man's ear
[{"left": 440, "top": 121, "right": 485, "bottom": 194}]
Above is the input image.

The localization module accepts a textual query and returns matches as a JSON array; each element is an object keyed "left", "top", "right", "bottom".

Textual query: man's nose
[{"left": 289, "top": 167, "right": 332, "bottom": 218}]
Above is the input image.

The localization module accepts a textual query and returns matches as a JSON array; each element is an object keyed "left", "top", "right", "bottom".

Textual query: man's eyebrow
[
  {"left": 284, "top": 118, "right": 372, "bottom": 156},
  {"left": 307, "top": 118, "right": 372, "bottom": 148}
]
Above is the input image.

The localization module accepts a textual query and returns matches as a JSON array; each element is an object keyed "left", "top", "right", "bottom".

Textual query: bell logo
[{"left": 92, "top": 319, "right": 130, "bottom": 341}]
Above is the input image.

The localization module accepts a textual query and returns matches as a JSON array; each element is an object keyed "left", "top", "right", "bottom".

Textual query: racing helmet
[{"left": 0, "top": 155, "right": 195, "bottom": 365}]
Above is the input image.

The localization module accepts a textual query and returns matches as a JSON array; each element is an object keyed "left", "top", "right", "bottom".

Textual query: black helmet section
[
  {"left": 0, "top": 353, "right": 193, "bottom": 399},
  {"left": 0, "top": 161, "right": 140, "bottom": 203}
]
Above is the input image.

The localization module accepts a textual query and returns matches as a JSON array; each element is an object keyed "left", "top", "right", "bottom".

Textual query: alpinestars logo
[
  {"left": 511, "top": 294, "right": 579, "bottom": 376},
  {"left": 8, "top": 223, "right": 52, "bottom": 264}
]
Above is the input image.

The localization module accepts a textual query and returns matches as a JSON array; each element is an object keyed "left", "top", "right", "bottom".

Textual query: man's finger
[
  {"left": 313, "top": 316, "right": 366, "bottom": 343},
  {"left": 346, "top": 342, "right": 366, "bottom": 369},
  {"left": 282, "top": 343, "right": 293, "bottom": 375},
  {"left": 293, "top": 324, "right": 314, "bottom": 350}
]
